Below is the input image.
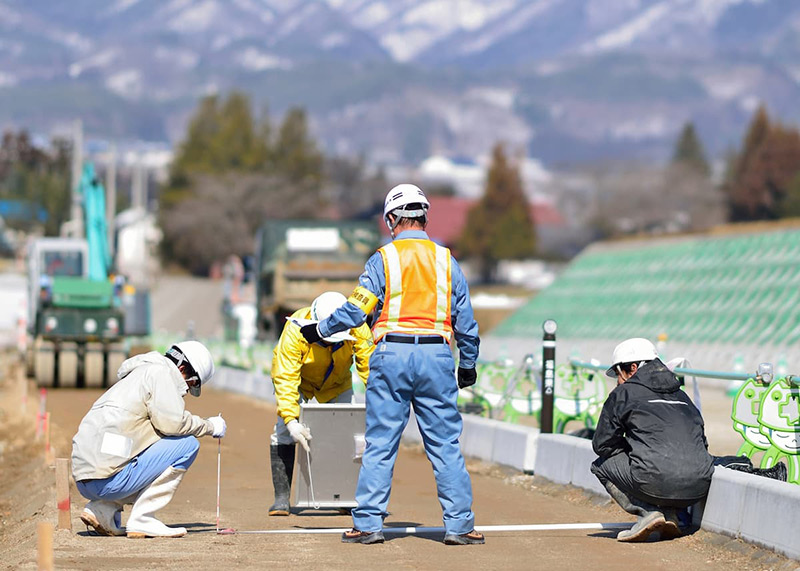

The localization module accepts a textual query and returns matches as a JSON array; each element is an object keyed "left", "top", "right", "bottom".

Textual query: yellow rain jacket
[{"left": 272, "top": 307, "right": 374, "bottom": 423}]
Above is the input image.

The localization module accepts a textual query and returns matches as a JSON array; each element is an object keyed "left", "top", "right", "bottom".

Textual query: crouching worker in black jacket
[{"left": 591, "top": 338, "right": 714, "bottom": 543}]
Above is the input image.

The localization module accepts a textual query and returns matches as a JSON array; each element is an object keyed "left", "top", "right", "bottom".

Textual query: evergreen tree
[
  {"left": 727, "top": 105, "right": 771, "bottom": 220},
  {"left": 671, "top": 122, "right": 710, "bottom": 177},
  {"left": 778, "top": 172, "right": 800, "bottom": 218},
  {"left": 216, "top": 92, "right": 269, "bottom": 171},
  {"left": 0, "top": 130, "right": 71, "bottom": 235},
  {"left": 458, "top": 143, "right": 536, "bottom": 282},
  {"left": 736, "top": 104, "right": 771, "bottom": 182},
  {"left": 159, "top": 93, "right": 330, "bottom": 274},
  {"left": 727, "top": 104, "right": 800, "bottom": 220},
  {"left": 273, "top": 107, "right": 323, "bottom": 186}
]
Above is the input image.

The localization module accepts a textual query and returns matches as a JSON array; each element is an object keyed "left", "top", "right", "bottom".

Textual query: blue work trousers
[
  {"left": 77, "top": 436, "right": 199, "bottom": 502},
  {"left": 352, "top": 338, "right": 475, "bottom": 535}
]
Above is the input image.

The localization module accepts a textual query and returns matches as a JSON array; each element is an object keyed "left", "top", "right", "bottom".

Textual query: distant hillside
[{"left": 1, "top": 0, "right": 799, "bottom": 166}]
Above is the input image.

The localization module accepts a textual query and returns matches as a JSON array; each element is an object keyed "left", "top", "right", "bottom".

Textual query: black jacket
[{"left": 592, "top": 359, "right": 714, "bottom": 502}]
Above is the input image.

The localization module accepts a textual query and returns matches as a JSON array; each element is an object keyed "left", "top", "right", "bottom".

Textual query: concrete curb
[
  {"left": 702, "top": 465, "right": 800, "bottom": 560},
  {"left": 403, "top": 411, "right": 539, "bottom": 473},
  {"left": 533, "top": 433, "right": 800, "bottom": 561},
  {"left": 533, "top": 434, "right": 608, "bottom": 497},
  {"left": 214, "top": 367, "right": 799, "bottom": 561},
  {"left": 214, "top": 366, "right": 276, "bottom": 403}
]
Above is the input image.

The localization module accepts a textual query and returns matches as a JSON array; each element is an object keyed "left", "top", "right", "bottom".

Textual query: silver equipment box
[{"left": 293, "top": 403, "right": 366, "bottom": 509}]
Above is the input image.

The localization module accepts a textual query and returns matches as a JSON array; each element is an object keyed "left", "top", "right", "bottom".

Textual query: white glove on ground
[
  {"left": 286, "top": 419, "right": 312, "bottom": 452},
  {"left": 208, "top": 415, "right": 227, "bottom": 438}
]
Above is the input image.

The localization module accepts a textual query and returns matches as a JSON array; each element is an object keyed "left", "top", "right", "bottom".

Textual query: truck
[
  {"left": 26, "top": 162, "right": 149, "bottom": 388},
  {"left": 254, "top": 219, "right": 381, "bottom": 338}
]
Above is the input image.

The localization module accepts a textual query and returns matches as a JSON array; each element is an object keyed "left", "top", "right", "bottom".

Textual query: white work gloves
[
  {"left": 208, "top": 415, "right": 227, "bottom": 438},
  {"left": 286, "top": 419, "right": 312, "bottom": 452}
]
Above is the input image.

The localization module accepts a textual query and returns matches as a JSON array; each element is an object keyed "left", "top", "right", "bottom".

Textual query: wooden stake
[
  {"left": 18, "top": 363, "right": 27, "bottom": 415},
  {"left": 44, "top": 412, "right": 51, "bottom": 452},
  {"left": 55, "top": 458, "right": 72, "bottom": 532},
  {"left": 44, "top": 412, "right": 55, "bottom": 465},
  {"left": 37, "top": 521, "right": 54, "bottom": 571},
  {"left": 36, "top": 389, "right": 47, "bottom": 438}
]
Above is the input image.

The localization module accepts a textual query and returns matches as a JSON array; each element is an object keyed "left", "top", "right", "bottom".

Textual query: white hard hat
[
  {"left": 383, "top": 184, "right": 430, "bottom": 231},
  {"left": 310, "top": 291, "right": 355, "bottom": 343},
  {"left": 168, "top": 340, "right": 216, "bottom": 396},
  {"left": 605, "top": 338, "right": 658, "bottom": 378}
]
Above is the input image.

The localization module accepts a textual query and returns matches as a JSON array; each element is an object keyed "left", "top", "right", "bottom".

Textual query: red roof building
[{"left": 378, "top": 195, "right": 565, "bottom": 249}]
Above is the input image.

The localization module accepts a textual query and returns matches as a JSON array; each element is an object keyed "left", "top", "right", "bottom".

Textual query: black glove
[
  {"left": 300, "top": 323, "right": 322, "bottom": 345},
  {"left": 457, "top": 367, "right": 477, "bottom": 389}
]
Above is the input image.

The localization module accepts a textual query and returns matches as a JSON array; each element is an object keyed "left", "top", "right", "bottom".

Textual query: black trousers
[{"left": 591, "top": 453, "right": 698, "bottom": 509}]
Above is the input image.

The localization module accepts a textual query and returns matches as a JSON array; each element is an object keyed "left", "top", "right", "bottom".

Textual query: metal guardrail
[{"left": 568, "top": 358, "right": 755, "bottom": 382}]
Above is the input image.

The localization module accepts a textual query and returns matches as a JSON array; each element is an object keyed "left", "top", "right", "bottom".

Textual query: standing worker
[
  {"left": 591, "top": 338, "right": 714, "bottom": 542},
  {"left": 268, "top": 291, "right": 374, "bottom": 516},
  {"left": 72, "top": 341, "right": 226, "bottom": 538},
  {"left": 300, "top": 184, "right": 484, "bottom": 546}
]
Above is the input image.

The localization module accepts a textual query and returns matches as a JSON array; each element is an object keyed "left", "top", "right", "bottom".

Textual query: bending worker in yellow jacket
[{"left": 268, "top": 291, "right": 374, "bottom": 515}]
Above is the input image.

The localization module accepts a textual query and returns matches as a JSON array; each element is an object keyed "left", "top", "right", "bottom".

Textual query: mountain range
[{"left": 1, "top": 0, "right": 799, "bottom": 166}]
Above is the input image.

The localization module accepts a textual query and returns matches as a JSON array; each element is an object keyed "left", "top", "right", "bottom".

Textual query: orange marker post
[{"left": 55, "top": 458, "right": 72, "bottom": 531}]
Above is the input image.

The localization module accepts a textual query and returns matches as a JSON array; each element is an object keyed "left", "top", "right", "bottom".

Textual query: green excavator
[{"left": 26, "top": 162, "right": 147, "bottom": 387}]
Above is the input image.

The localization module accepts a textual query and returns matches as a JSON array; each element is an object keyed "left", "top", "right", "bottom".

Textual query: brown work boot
[{"left": 341, "top": 528, "right": 385, "bottom": 544}]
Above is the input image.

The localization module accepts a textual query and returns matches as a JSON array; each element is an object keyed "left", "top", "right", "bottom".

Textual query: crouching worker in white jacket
[{"left": 71, "top": 340, "right": 226, "bottom": 538}]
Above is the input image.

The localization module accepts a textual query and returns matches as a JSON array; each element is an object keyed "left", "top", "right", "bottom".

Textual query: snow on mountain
[
  {"left": 333, "top": 0, "right": 519, "bottom": 62},
  {"left": 1, "top": 0, "right": 800, "bottom": 165},
  {"left": 585, "top": 2, "right": 672, "bottom": 52}
]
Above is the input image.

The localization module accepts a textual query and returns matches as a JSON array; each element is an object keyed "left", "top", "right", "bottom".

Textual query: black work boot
[
  {"left": 751, "top": 462, "right": 787, "bottom": 482},
  {"left": 268, "top": 444, "right": 295, "bottom": 516},
  {"left": 602, "top": 480, "right": 666, "bottom": 542}
]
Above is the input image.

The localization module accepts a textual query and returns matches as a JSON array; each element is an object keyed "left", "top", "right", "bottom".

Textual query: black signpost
[{"left": 540, "top": 319, "right": 557, "bottom": 433}]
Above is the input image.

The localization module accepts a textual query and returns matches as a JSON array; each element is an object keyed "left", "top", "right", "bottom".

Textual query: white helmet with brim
[
  {"left": 605, "top": 337, "right": 658, "bottom": 378},
  {"left": 167, "top": 340, "right": 216, "bottom": 396},
  {"left": 383, "top": 183, "right": 430, "bottom": 232},
  {"left": 287, "top": 291, "right": 356, "bottom": 343}
]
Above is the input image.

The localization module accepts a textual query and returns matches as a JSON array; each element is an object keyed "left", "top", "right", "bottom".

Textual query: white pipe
[{"left": 225, "top": 522, "right": 630, "bottom": 535}]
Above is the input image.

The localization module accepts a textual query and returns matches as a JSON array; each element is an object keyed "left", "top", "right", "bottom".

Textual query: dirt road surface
[{"left": 1, "top": 363, "right": 797, "bottom": 571}]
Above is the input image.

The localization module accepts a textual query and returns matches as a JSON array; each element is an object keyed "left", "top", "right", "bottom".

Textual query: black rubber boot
[
  {"left": 602, "top": 480, "right": 667, "bottom": 542},
  {"left": 268, "top": 444, "right": 295, "bottom": 516}
]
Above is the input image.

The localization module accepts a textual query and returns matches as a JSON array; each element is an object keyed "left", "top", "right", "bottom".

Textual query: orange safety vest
[{"left": 372, "top": 239, "right": 453, "bottom": 342}]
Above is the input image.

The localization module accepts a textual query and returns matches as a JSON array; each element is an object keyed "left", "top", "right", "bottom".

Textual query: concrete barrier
[
  {"left": 403, "top": 411, "right": 539, "bottom": 473},
  {"left": 534, "top": 434, "right": 608, "bottom": 497},
  {"left": 702, "top": 466, "right": 800, "bottom": 560},
  {"left": 533, "top": 432, "right": 799, "bottom": 561},
  {"left": 214, "top": 367, "right": 276, "bottom": 403}
]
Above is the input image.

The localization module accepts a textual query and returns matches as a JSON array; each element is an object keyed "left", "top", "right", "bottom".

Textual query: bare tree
[
  {"left": 589, "top": 163, "right": 725, "bottom": 238},
  {"left": 161, "top": 173, "right": 323, "bottom": 274}
]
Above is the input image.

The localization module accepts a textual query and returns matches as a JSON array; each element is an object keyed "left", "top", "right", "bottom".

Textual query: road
[
  {"left": 2, "top": 377, "right": 794, "bottom": 571},
  {"left": 0, "top": 269, "right": 794, "bottom": 570}
]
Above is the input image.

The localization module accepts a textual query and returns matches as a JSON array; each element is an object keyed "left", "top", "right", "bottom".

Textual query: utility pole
[
  {"left": 132, "top": 152, "right": 145, "bottom": 210},
  {"left": 69, "top": 119, "right": 84, "bottom": 238}
]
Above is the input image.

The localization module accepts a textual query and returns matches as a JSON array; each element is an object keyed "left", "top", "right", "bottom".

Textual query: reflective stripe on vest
[{"left": 372, "top": 239, "right": 452, "bottom": 342}]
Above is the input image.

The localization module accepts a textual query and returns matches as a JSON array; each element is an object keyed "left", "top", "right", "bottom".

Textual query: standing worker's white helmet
[
  {"left": 605, "top": 338, "right": 658, "bottom": 378},
  {"left": 167, "top": 340, "right": 216, "bottom": 396},
  {"left": 383, "top": 184, "right": 430, "bottom": 233},
  {"left": 310, "top": 291, "right": 355, "bottom": 343}
]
